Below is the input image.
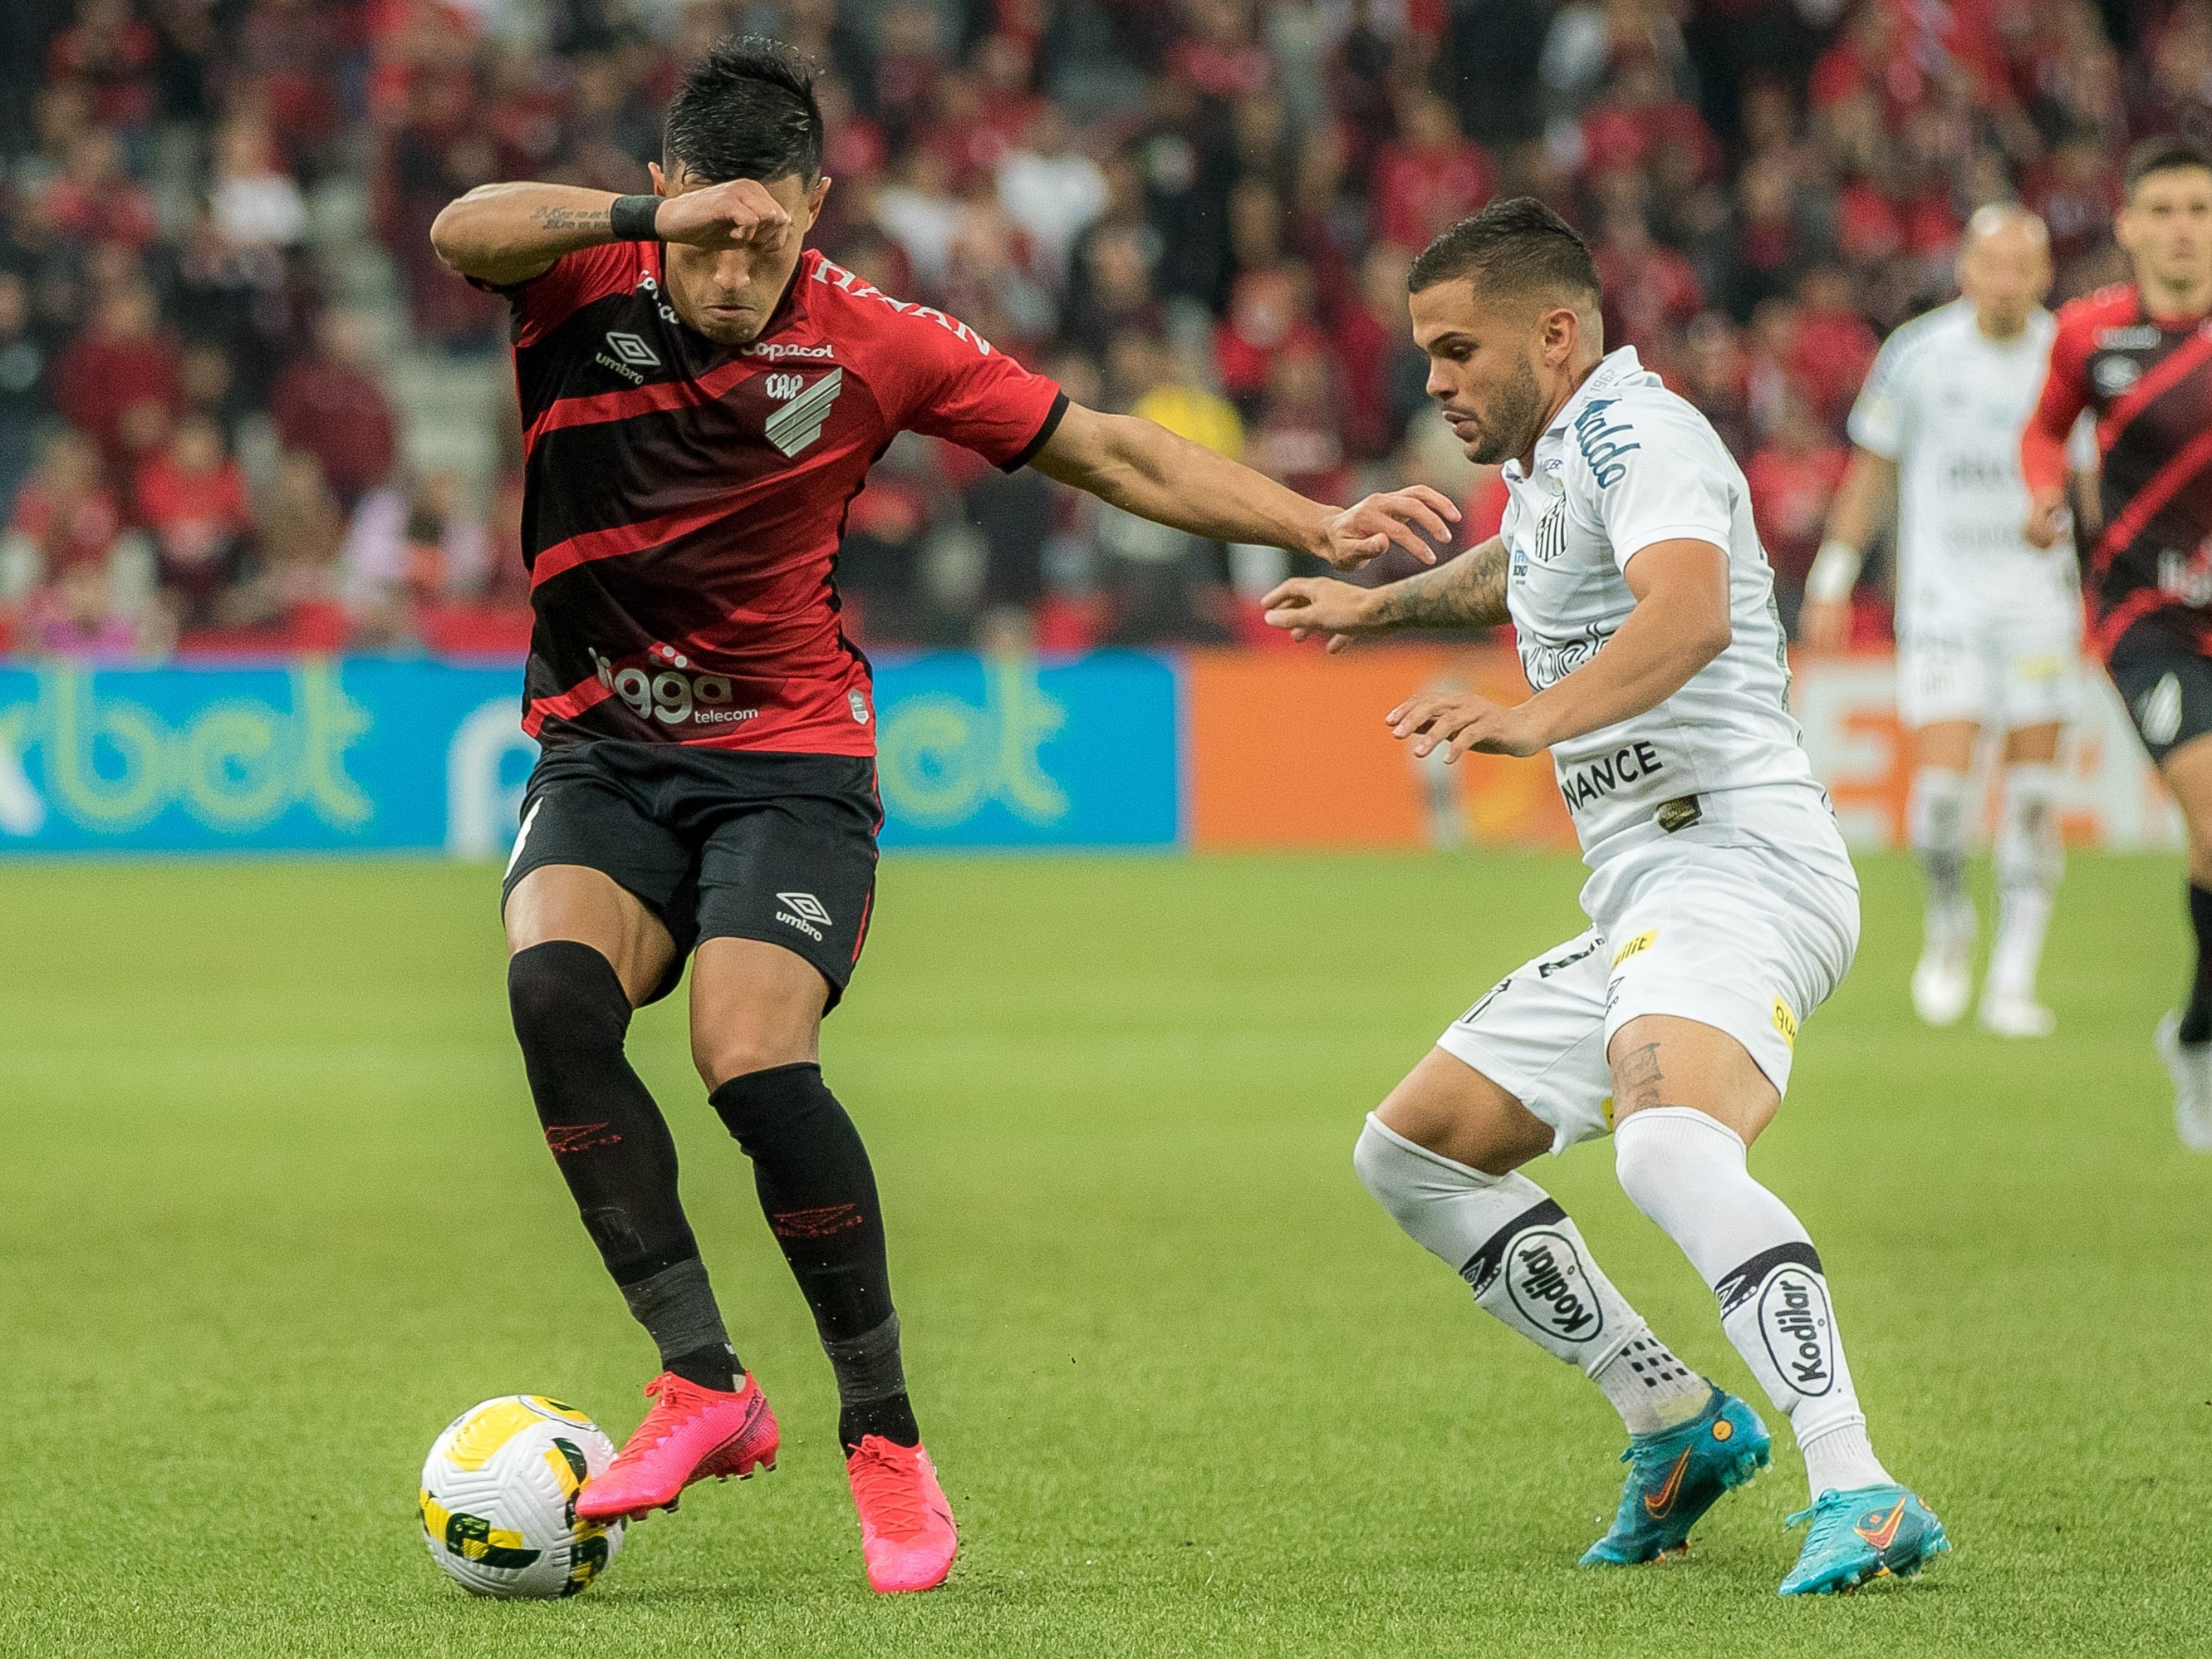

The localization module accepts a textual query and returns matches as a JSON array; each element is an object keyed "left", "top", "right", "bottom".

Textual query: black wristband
[{"left": 609, "top": 194, "right": 662, "bottom": 243}]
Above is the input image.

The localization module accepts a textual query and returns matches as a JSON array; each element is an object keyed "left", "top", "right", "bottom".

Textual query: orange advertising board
[
  {"left": 1184, "top": 645, "right": 2180, "bottom": 854},
  {"left": 1184, "top": 645, "right": 1575, "bottom": 851}
]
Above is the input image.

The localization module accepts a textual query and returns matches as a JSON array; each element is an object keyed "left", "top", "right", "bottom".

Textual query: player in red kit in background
[
  {"left": 2022, "top": 137, "right": 2212, "bottom": 1152},
  {"left": 429, "top": 37, "right": 1458, "bottom": 1595}
]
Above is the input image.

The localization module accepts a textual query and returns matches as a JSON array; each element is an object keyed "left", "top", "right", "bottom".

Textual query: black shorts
[
  {"left": 2108, "top": 622, "right": 2212, "bottom": 768},
  {"left": 502, "top": 740, "right": 881, "bottom": 1008}
]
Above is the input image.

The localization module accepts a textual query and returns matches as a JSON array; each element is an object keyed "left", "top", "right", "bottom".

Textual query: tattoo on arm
[
  {"left": 1364, "top": 537, "right": 1511, "bottom": 631},
  {"left": 527, "top": 204, "right": 611, "bottom": 233}
]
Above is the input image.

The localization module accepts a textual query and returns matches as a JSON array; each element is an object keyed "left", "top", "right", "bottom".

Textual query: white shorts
[
  {"left": 1435, "top": 838, "right": 1859, "bottom": 1155},
  {"left": 1897, "top": 621, "right": 2079, "bottom": 731}
]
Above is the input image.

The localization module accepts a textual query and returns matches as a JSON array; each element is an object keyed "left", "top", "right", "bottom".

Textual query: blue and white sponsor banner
[
  {"left": 0, "top": 650, "right": 1181, "bottom": 856},
  {"left": 871, "top": 649, "right": 1179, "bottom": 850}
]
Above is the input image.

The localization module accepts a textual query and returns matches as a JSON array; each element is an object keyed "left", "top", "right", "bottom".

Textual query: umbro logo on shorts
[
  {"left": 777, "top": 891, "right": 832, "bottom": 925},
  {"left": 775, "top": 891, "right": 832, "bottom": 941},
  {"left": 605, "top": 331, "right": 660, "bottom": 367}
]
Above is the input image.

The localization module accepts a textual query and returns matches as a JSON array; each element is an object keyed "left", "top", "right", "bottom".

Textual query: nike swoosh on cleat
[
  {"left": 1643, "top": 1450, "right": 1693, "bottom": 1518},
  {"left": 1853, "top": 1498, "right": 1908, "bottom": 1553}
]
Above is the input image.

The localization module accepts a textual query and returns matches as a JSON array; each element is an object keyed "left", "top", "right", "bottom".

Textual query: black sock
[
  {"left": 509, "top": 942, "right": 741, "bottom": 1380},
  {"left": 710, "top": 1063, "right": 919, "bottom": 1451},
  {"left": 2184, "top": 884, "right": 2212, "bottom": 1043}
]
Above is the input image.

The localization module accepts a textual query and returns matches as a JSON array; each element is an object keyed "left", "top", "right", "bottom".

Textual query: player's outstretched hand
[
  {"left": 1320, "top": 487, "right": 1460, "bottom": 570},
  {"left": 654, "top": 179, "right": 794, "bottom": 251},
  {"left": 1260, "top": 576, "right": 1379, "bottom": 653},
  {"left": 2023, "top": 486, "right": 2068, "bottom": 549},
  {"left": 1386, "top": 688, "right": 1543, "bottom": 761},
  {"left": 1798, "top": 596, "right": 1852, "bottom": 653}
]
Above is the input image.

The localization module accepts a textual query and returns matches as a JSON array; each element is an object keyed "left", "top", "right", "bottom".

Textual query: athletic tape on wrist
[
  {"left": 1805, "top": 540, "right": 1862, "bottom": 605},
  {"left": 610, "top": 194, "right": 662, "bottom": 243}
]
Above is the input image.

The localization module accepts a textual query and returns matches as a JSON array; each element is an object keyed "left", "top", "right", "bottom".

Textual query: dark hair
[
  {"left": 663, "top": 36, "right": 823, "bottom": 185},
  {"left": 1407, "top": 196, "right": 1602, "bottom": 310},
  {"left": 2125, "top": 135, "right": 2212, "bottom": 195}
]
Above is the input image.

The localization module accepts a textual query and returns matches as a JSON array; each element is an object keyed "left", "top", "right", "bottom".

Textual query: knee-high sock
[
  {"left": 1988, "top": 762, "right": 2062, "bottom": 1000},
  {"left": 710, "top": 1063, "right": 916, "bottom": 1451},
  {"left": 508, "top": 942, "right": 738, "bottom": 1390},
  {"left": 1355, "top": 1115, "right": 1708, "bottom": 1436},
  {"left": 1907, "top": 765, "right": 1972, "bottom": 927},
  {"left": 1614, "top": 1107, "right": 1890, "bottom": 1497},
  {"left": 2181, "top": 883, "right": 2212, "bottom": 1044}
]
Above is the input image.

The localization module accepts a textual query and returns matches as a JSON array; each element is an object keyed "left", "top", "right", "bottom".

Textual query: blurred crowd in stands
[{"left": 0, "top": 0, "right": 2180, "bottom": 657}]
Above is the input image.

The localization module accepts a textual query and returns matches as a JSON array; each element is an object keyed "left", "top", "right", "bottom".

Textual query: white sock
[
  {"left": 1907, "top": 764, "right": 1972, "bottom": 925},
  {"left": 1355, "top": 1114, "right": 1708, "bottom": 1436},
  {"left": 1989, "top": 761, "right": 2062, "bottom": 1000},
  {"left": 1613, "top": 1108, "right": 1891, "bottom": 1497}
]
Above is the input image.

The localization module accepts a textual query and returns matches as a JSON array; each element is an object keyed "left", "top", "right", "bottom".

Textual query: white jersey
[
  {"left": 1846, "top": 300, "right": 2082, "bottom": 637},
  {"left": 1498, "top": 346, "right": 1832, "bottom": 871}
]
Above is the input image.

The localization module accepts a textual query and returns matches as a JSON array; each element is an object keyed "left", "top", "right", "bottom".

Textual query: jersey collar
[{"left": 1507, "top": 346, "right": 1655, "bottom": 485}]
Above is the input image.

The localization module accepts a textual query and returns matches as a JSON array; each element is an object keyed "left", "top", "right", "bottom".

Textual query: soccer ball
[{"left": 419, "top": 1395, "right": 625, "bottom": 1598}]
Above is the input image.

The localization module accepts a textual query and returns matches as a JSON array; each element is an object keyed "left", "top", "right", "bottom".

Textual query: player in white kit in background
[
  {"left": 1261, "top": 199, "right": 1946, "bottom": 1596},
  {"left": 1802, "top": 207, "right": 2085, "bottom": 1038}
]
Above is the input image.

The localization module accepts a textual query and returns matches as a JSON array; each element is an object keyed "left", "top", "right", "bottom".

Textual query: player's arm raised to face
[
  {"left": 1029, "top": 400, "right": 1459, "bottom": 570},
  {"left": 1255, "top": 536, "right": 1511, "bottom": 654},
  {"left": 1388, "top": 539, "right": 1731, "bottom": 762},
  {"left": 429, "top": 178, "right": 795, "bottom": 287}
]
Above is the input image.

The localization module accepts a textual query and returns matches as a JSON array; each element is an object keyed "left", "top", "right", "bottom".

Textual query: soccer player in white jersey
[
  {"left": 1262, "top": 199, "right": 1946, "bottom": 1595},
  {"left": 1802, "top": 206, "right": 2082, "bottom": 1038}
]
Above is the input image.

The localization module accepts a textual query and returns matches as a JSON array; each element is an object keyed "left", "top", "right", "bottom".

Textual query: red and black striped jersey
[
  {"left": 493, "top": 243, "right": 1065, "bottom": 753},
  {"left": 2022, "top": 282, "right": 2212, "bottom": 657}
]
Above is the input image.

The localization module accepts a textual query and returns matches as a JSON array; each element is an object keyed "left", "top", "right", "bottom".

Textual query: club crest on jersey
[{"left": 764, "top": 369, "right": 844, "bottom": 457}]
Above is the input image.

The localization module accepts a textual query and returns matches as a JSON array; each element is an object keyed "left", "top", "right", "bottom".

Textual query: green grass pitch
[{"left": 2, "top": 850, "right": 2208, "bottom": 1657}]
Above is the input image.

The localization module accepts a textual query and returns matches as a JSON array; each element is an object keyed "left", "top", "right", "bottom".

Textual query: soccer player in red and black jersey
[
  {"left": 429, "top": 38, "right": 1459, "bottom": 1593},
  {"left": 2022, "top": 135, "right": 2212, "bottom": 1151}
]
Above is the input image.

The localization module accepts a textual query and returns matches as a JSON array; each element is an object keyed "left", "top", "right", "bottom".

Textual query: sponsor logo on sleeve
[
  {"left": 1571, "top": 397, "right": 1641, "bottom": 487},
  {"left": 1772, "top": 996, "right": 1798, "bottom": 1050}
]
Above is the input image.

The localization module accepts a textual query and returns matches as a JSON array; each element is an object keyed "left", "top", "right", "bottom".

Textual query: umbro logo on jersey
[
  {"left": 595, "top": 331, "right": 660, "bottom": 385},
  {"left": 2093, "top": 355, "right": 2143, "bottom": 396},
  {"left": 774, "top": 891, "right": 832, "bottom": 940},
  {"left": 763, "top": 369, "right": 843, "bottom": 457}
]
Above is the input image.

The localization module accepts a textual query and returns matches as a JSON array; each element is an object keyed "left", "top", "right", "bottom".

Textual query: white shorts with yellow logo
[
  {"left": 1897, "top": 620, "right": 2078, "bottom": 732},
  {"left": 1434, "top": 836, "right": 1860, "bottom": 1155}
]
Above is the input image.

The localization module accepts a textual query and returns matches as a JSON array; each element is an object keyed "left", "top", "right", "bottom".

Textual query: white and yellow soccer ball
[{"left": 419, "top": 1395, "right": 624, "bottom": 1598}]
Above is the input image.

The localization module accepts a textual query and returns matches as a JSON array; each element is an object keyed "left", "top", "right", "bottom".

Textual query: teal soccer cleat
[
  {"left": 1579, "top": 1386, "right": 1771, "bottom": 1566},
  {"left": 1778, "top": 1485, "right": 1949, "bottom": 1595}
]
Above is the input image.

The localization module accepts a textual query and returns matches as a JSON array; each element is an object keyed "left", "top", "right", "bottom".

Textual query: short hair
[
  {"left": 1407, "top": 197, "right": 1602, "bottom": 310},
  {"left": 664, "top": 36, "right": 823, "bottom": 185},
  {"left": 2125, "top": 135, "right": 2212, "bottom": 196}
]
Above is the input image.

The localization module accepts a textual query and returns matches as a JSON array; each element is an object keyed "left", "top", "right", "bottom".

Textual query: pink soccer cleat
[
  {"left": 574, "top": 1371, "right": 778, "bottom": 1524},
  {"left": 845, "top": 1436, "right": 958, "bottom": 1593}
]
